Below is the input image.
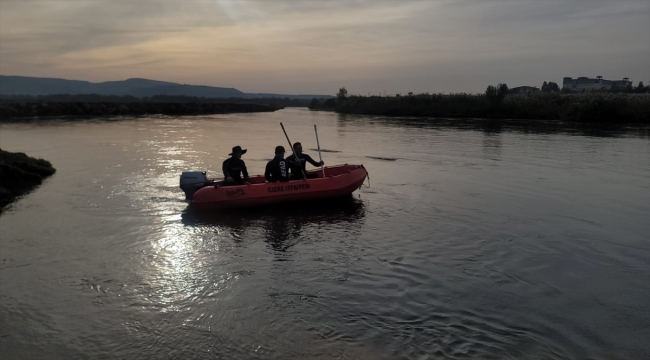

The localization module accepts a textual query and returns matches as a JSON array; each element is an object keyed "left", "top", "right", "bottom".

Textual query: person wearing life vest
[
  {"left": 265, "top": 146, "right": 294, "bottom": 182},
  {"left": 222, "top": 145, "right": 250, "bottom": 186},
  {"left": 286, "top": 142, "right": 324, "bottom": 179}
]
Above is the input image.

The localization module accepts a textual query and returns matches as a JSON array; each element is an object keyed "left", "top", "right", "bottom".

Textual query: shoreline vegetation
[
  {"left": 0, "top": 94, "right": 317, "bottom": 118},
  {"left": 310, "top": 86, "right": 650, "bottom": 124},
  {"left": 0, "top": 149, "right": 56, "bottom": 212}
]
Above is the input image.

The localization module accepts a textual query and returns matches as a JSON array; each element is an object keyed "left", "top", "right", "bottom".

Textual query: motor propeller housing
[{"left": 179, "top": 171, "right": 209, "bottom": 200}]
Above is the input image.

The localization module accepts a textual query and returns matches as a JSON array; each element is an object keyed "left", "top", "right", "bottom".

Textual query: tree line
[
  {"left": 308, "top": 86, "right": 650, "bottom": 124},
  {"left": 559, "top": 81, "right": 649, "bottom": 94},
  {"left": 0, "top": 94, "right": 316, "bottom": 107},
  {"left": 0, "top": 101, "right": 281, "bottom": 118}
]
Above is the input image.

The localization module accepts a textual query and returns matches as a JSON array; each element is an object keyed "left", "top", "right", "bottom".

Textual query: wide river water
[{"left": 0, "top": 108, "right": 648, "bottom": 359}]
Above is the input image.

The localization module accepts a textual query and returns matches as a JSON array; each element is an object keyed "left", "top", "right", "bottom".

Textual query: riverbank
[
  {"left": 313, "top": 93, "right": 650, "bottom": 124},
  {"left": 0, "top": 101, "right": 281, "bottom": 118},
  {"left": 0, "top": 149, "right": 56, "bottom": 211}
]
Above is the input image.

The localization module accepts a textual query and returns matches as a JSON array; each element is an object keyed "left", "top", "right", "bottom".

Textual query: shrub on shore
[
  {"left": 0, "top": 94, "right": 311, "bottom": 107},
  {"left": 332, "top": 92, "right": 650, "bottom": 124},
  {"left": 0, "top": 101, "right": 280, "bottom": 119},
  {"left": 308, "top": 98, "right": 337, "bottom": 110},
  {"left": 0, "top": 149, "right": 56, "bottom": 211}
]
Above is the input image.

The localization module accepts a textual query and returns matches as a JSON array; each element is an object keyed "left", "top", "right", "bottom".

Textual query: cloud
[{"left": 0, "top": 0, "right": 648, "bottom": 94}]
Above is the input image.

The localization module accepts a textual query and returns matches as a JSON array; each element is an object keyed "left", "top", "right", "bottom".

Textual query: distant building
[
  {"left": 562, "top": 76, "right": 632, "bottom": 91},
  {"left": 510, "top": 86, "right": 540, "bottom": 95}
]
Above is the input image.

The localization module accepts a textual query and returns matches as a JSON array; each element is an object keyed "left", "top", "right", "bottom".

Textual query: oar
[
  {"left": 314, "top": 124, "right": 325, "bottom": 178},
  {"left": 280, "top": 122, "right": 307, "bottom": 179}
]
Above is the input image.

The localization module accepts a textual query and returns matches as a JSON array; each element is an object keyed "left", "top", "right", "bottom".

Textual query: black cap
[
  {"left": 228, "top": 145, "right": 247, "bottom": 155},
  {"left": 275, "top": 145, "right": 285, "bottom": 154}
]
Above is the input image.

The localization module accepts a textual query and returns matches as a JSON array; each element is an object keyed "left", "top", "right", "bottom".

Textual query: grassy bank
[
  {"left": 319, "top": 93, "right": 650, "bottom": 124},
  {"left": 0, "top": 101, "right": 281, "bottom": 118},
  {"left": 0, "top": 149, "right": 56, "bottom": 211},
  {"left": 1, "top": 94, "right": 319, "bottom": 107}
]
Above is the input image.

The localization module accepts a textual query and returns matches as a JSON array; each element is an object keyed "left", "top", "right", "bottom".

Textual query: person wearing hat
[
  {"left": 264, "top": 145, "right": 295, "bottom": 182},
  {"left": 222, "top": 145, "right": 250, "bottom": 186},
  {"left": 286, "top": 142, "right": 324, "bottom": 179}
]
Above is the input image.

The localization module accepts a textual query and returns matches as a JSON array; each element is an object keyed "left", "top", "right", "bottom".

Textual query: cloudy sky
[{"left": 0, "top": 0, "right": 648, "bottom": 95}]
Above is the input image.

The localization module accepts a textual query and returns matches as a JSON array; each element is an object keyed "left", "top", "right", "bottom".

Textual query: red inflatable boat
[{"left": 189, "top": 164, "right": 368, "bottom": 210}]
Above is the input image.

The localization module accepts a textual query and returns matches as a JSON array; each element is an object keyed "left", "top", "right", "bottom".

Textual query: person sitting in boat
[
  {"left": 265, "top": 146, "right": 294, "bottom": 182},
  {"left": 286, "top": 142, "right": 324, "bottom": 179},
  {"left": 222, "top": 145, "right": 250, "bottom": 186}
]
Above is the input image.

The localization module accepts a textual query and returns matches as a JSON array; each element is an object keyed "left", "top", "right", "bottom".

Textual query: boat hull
[{"left": 192, "top": 164, "right": 368, "bottom": 210}]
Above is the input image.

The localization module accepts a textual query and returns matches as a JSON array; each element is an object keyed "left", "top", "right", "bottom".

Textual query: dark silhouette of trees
[
  {"left": 337, "top": 87, "right": 348, "bottom": 100},
  {"left": 308, "top": 83, "right": 650, "bottom": 123},
  {"left": 0, "top": 100, "right": 281, "bottom": 118},
  {"left": 636, "top": 82, "right": 647, "bottom": 93},
  {"left": 542, "top": 81, "right": 560, "bottom": 93},
  {"left": 0, "top": 94, "right": 319, "bottom": 107},
  {"left": 324, "top": 98, "right": 336, "bottom": 108},
  {"left": 323, "top": 90, "right": 649, "bottom": 124},
  {"left": 485, "top": 83, "right": 509, "bottom": 108},
  {"left": 308, "top": 97, "right": 337, "bottom": 110}
]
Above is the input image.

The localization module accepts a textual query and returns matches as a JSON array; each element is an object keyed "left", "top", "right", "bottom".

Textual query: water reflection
[
  {"left": 337, "top": 114, "right": 650, "bottom": 138},
  {"left": 181, "top": 197, "right": 366, "bottom": 252},
  {"left": 3, "top": 110, "right": 648, "bottom": 359},
  {"left": 481, "top": 120, "right": 502, "bottom": 160}
]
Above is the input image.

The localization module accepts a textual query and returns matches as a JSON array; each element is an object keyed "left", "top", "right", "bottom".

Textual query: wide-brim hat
[{"left": 229, "top": 145, "right": 247, "bottom": 155}]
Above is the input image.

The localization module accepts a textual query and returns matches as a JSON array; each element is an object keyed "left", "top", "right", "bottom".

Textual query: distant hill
[{"left": 0, "top": 75, "right": 333, "bottom": 99}]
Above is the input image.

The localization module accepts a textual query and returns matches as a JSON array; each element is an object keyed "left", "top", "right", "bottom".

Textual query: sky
[{"left": 0, "top": 0, "right": 648, "bottom": 95}]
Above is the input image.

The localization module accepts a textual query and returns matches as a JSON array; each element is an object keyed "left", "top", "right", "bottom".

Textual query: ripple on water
[{"left": 0, "top": 112, "right": 648, "bottom": 359}]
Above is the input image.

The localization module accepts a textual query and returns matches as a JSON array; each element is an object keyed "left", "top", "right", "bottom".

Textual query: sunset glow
[{"left": 1, "top": 0, "right": 648, "bottom": 94}]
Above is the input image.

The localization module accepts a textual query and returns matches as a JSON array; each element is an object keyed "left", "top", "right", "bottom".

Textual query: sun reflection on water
[{"left": 145, "top": 214, "right": 238, "bottom": 313}]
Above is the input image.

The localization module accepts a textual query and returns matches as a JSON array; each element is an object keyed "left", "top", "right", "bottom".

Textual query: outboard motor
[{"left": 179, "top": 171, "right": 209, "bottom": 200}]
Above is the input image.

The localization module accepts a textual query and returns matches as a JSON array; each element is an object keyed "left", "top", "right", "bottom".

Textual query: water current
[{"left": 0, "top": 108, "right": 648, "bottom": 359}]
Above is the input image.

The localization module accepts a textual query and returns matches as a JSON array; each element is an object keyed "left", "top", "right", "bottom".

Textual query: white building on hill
[{"left": 563, "top": 76, "right": 632, "bottom": 91}]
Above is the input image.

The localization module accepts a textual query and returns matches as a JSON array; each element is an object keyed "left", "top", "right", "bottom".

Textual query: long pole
[
  {"left": 280, "top": 122, "right": 306, "bottom": 179},
  {"left": 314, "top": 124, "right": 325, "bottom": 178}
]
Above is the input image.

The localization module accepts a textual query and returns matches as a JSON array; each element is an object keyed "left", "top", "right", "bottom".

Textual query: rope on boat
[{"left": 361, "top": 168, "right": 371, "bottom": 188}]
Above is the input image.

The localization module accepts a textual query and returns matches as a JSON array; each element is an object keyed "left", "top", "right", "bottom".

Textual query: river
[{"left": 0, "top": 108, "right": 648, "bottom": 359}]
